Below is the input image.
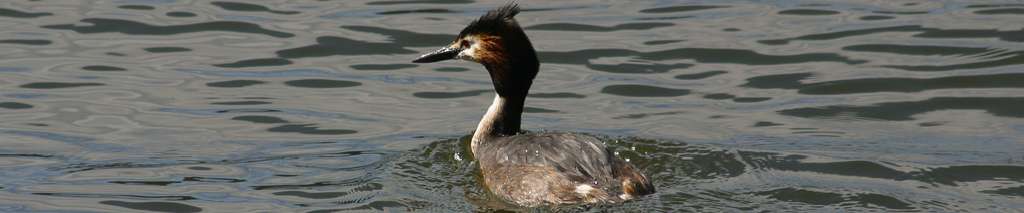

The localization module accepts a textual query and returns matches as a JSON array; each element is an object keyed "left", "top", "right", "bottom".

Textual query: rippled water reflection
[{"left": 1, "top": 0, "right": 1023, "bottom": 212}]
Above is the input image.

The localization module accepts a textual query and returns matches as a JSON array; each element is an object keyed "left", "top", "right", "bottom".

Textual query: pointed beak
[{"left": 412, "top": 46, "right": 462, "bottom": 63}]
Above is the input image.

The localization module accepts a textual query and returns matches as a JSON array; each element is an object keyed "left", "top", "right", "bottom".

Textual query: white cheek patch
[{"left": 458, "top": 46, "right": 478, "bottom": 62}]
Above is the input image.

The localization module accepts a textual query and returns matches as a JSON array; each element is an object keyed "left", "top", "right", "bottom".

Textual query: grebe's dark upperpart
[{"left": 412, "top": 3, "right": 655, "bottom": 207}]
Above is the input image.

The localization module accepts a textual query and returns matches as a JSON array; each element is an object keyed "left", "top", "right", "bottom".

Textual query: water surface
[{"left": 0, "top": 0, "right": 1023, "bottom": 212}]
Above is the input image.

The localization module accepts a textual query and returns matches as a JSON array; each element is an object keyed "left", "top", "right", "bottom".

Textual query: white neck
[{"left": 471, "top": 95, "right": 523, "bottom": 155}]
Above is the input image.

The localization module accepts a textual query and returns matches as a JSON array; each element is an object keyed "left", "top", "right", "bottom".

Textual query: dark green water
[{"left": 0, "top": 0, "right": 1022, "bottom": 212}]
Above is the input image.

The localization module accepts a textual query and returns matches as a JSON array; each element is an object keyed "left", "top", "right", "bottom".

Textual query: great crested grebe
[{"left": 412, "top": 3, "right": 654, "bottom": 207}]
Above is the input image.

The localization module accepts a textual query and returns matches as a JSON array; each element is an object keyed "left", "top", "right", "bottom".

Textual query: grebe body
[{"left": 412, "top": 3, "right": 654, "bottom": 207}]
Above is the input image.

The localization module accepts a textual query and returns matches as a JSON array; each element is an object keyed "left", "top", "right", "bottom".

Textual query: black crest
[{"left": 458, "top": 3, "right": 521, "bottom": 38}]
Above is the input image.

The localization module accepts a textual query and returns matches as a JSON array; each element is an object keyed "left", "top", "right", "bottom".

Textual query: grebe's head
[
  {"left": 412, "top": 3, "right": 533, "bottom": 65},
  {"left": 412, "top": 3, "right": 539, "bottom": 97}
]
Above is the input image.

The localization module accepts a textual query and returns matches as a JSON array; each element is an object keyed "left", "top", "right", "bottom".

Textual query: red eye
[{"left": 460, "top": 40, "right": 471, "bottom": 47}]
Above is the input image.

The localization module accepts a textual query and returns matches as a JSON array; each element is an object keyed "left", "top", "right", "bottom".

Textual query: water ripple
[
  {"left": 0, "top": 8, "right": 52, "bottom": 18},
  {"left": 43, "top": 18, "right": 294, "bottom": 38},
  {"left": 156, "top": 107, "right": 378, "bottom": 122},
  {"left": 210, "top": 1, "right": 300, "bottom": 15},
  {"left": 760, "top": 25, "right": 1024, "bottom": 45},
  {"left": 779, "top": 97, "right": 1024, "bottom": 121},
  {"left": 526, "top": 22, "right": 675, "bottom": 32},
  {"left": 0, "top": 129, "right": 126, "bottom": 151}
]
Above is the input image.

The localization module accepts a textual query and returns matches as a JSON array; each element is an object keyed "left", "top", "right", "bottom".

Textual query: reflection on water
[{"left": 1, "top": 0, "right": 1023, "bottom": 212}]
